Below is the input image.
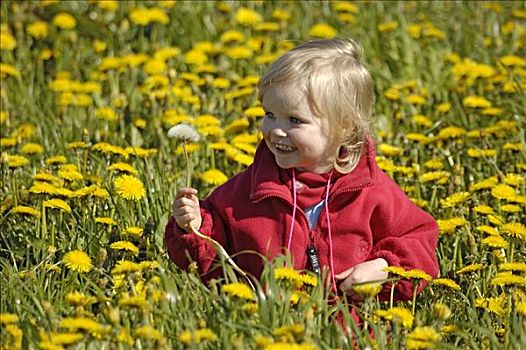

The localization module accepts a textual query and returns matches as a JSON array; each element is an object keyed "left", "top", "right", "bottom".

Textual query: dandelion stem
[
  {"left": 182, "top": 142, "right": 191, "bottom": 187},
  {"left": 188, "top": 223, "right": 255, "bottom": 291}
]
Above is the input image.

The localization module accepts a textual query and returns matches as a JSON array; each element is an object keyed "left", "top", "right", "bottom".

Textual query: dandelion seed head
[{"left": 167, "top": 124, "right": 200, "bottom": 142}]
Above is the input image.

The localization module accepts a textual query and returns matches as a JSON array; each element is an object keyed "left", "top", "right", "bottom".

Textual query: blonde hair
[{"left": 257, "top": 38, "right": 374, "bottom": 173}]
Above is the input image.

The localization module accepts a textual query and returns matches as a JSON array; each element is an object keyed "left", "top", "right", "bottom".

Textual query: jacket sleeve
[
  {"left": 164, "top": 193, "right": 229, "bottom": 281},
  {"left": 367, "top": 172, "right": 439, "bottom": 301}
]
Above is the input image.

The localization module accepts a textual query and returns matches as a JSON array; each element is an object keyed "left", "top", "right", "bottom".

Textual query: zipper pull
[{"left": 306, "top": 244, "right": 321, "bottom": 276}]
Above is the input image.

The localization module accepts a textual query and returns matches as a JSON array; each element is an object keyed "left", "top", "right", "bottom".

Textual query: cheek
[{"left": 260, "top": 120, "right": 271, "bottom": 136}]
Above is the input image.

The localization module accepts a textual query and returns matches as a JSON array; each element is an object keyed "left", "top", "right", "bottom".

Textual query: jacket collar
[{"left": 249, "top": 139, "right": 375, "bottom": 203}]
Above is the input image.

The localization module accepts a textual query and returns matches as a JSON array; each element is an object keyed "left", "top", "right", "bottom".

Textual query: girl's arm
[
  {"left": 367, "top": 172, "right": 439, "bottom": 301},
  {"left": 164, "top": 190, "right": 229, "bottom": 281}
]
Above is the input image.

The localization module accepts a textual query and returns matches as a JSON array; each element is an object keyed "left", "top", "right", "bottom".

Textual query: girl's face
[{"left": 261, "top": 84, "right": 337, "bottom": 173}]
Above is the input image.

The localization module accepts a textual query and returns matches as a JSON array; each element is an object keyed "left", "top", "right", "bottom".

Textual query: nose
[{"left": 270, "top": 127, "right": 287, "bottom": 138}]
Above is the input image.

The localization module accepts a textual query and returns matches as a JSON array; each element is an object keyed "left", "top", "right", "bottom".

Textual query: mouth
[{"left": 273, "top": 143, "right": 296, "bottom": 153}]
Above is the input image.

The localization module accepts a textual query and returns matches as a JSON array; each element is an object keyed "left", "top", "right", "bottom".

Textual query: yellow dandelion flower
[
  {"left": 491, "top": 272, "right": 526, "bottom": 287},
  {"left": 517, "top": 301, "right": 526, "bottom": 316},
  {"left": 406, "top": 94, "right": 427, "bottom": 105},
  {"left": 499, "top": 262, "right": 526, "bottom": 273},
  {"left": 0, "top": 31, "right": 16, "bottom": 50},
  {"left": 456, "top": 263, "right": 484, "bottom": 274},
  {"left": 406, "top": 326, "right": 441, "bottom": 350},
  {"left": 134, "top": 325, "right": 162, "bottom": 340},
  {"left": 500, "top": 222, "right": 526, "bottom": 240},
  {"left": 242, "top": 302, "right": 258, "bottom": 314},
  {"left": 491, "top": 184, "right": 518, "bottom": 201},
  {"left": 235, "top": 7, "right": 263, "bottom": 25},
  {"left": 473, "top": 204, "right": 496, "bottom": 216},
  {"left": 44, "top": 199, "right": 72, "bottom": 213},
  {"left": 467, "top": 148, "right": 497, "bottom": 158},
  {"left": 4, "top": 154, "right": 30, "bottom": 168},
  {"left": 10, "top": 205, "right": 40, "bottom": 217},
  {"left": 201, "top": 169, "right": 228, "bottom": 186},
  {"left": 21, "top": 143, "right": 44, "bottom": 155},
  {"left": 333, "top": 1, "right": 359, "bottom": 13},
  {"left": 436, "top": 102, "right": 451, "bottom": 113},
  {"left": 27, "top": 21, "right": 49, "bottom": 39},
  {"left": 488, "top": 214, "right": 504, "bottom": 226},
  {"left": 476, "top": 225, "right": 499, "bottom": 235},
  {"left": 412, "top": 114, "right": 433, "bottom": 127},
  {"left": 501, "top": 204, "right": 521, "bottom": 213},
  {"left": 352, "top": 282, "right": 382, "bottom": 299},
  {"left": 95, "top": 217, "right": 117, "bottom": 225},
  {"left": 52, "top": 13, "right": 77, "bottom": 30},
  {"left": 222, "top": 282, "right": 254, "bottom": 301},
  {"left": 384, "top": 87, "right": 401, "bottom": 100},
  {"left": 178, "top": 328, "right": 217, "bottom": 345},
  {"left": 433, "top": 303, "right": 452, "bottom": 320},
  {"left": 500, "top": 55, "right": 525, "bottom": 67},
  {"left": 378, "top": 21, "right": 399, "bottom": 32},
  {"left": 65, "top": 292, "right": 96, "bottom": 306},
  {"left": 300, "top": 273, "right": 318, "bottom": 287},
  {"left": 0, "top": 63, "right": 21, "bottom": 78},
  {"left": 502, "top": 143, "right": 524, "bottom": 152},
  {"left": 125, "top": 146, "right": 157, "bottom": 158},
  {"left": 463, "top": 95, "right": 492, "bottom": 108},
  {"left": 482, "top": 235, "right": 509, "bottom": 249},
  {"left": 378, "top": 143, "right": 403, "bottom": 157},
  {"left": 419, "top": 171, "right": 450, "bottom": 184},
  {"left": 111, "top": 260, "right": 142, "bottom": 275},
  {"left": 481, "top": 107, "right": 504, "bottom": 116},
  {"left": 0, "top": 137, "right": 17, "bottom": 147},
  {"left": 0, "top": 313, "right": 19, "bottom": 324},
  {"left": 475, "top": 294, "right": 506, "bottom": 316},
  {"left": 119, "top": 294, "right": 147, "bottom": 308},
  {"left": 308, "top": 23, "right": 337, "bottom": 38},
  {"left": 434, "top": 126, "right": 466, "bottom": 140},
  {"left": 110, "top": 241, "right": 139, "bottom": 254},
  {"left": 436, "top": 217, "right": 467, "bottom": 235},
  {"left": 274, "top": 267, "right": 304, "bottom": 286},
  {"left": 431, "top": 278, "right": 461, "bottom": 291},
  {"left": 274, "top": 324, "right": 305, "bottom": 338},
  {"left": 244, "top": 106, "right": 265, "bottom": 118},
  {"left": 503, "top": 173, "right": 525, "bottom": 187},
  {"left": 63, "top": 250, "right": 92, "bottom": 273},
  {"left": 123, "top": 226, "right": 143, "bottom": 238},
  {"left": 113, "top": 175, "right": 146, "bottom": 201},
  {"left": 107, "top": 162, "right": 138, "bottom": 175},
  {"left": 59, "top": 317, "right": 106, "bottom": 333},
  {"left": 440, "top": 192, "right": 470, "bottom": 208},
  {"left": 376, "top": 307, "right": 414, "bottom": 328},
  {"left": 45, "top": 155, "right": 67, "bottom": 165}
]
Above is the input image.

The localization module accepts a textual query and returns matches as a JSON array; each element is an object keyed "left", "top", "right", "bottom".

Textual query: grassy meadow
[{"left": 1, "top": 0, "right": 526, "bottom": 349}]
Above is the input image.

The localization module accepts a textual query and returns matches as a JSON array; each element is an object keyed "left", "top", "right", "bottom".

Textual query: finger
[
  {"left": 339, "top": 276, "right": 357, "bottom": 293},
  {"left": 335, "top": 266, "right": 355, "bottom": 280},
  {"left": 176, "top": 214, "right": 197, "bottom": 226},
  {"left": 177, "top": 188, "right": 198, "bottom": 198},
  {"left": 176, "top": 197, "right": 199, "bottom": 208}
]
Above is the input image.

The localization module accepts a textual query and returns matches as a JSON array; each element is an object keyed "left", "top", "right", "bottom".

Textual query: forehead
[{"left": 261, "top": 83, "right": 308, "bottom": 111}]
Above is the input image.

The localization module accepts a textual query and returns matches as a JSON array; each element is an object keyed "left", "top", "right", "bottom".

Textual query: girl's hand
[
  {"left": 335, "top": 258, "right": 389, "bottom": 298},
  {"left": 172, "top": 187, "right": 202, "bottom": 233}
]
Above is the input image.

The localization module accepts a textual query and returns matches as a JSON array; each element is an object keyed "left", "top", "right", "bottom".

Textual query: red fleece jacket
[{"left": 165, "top": 140, "right": 439, "bottom": 301}]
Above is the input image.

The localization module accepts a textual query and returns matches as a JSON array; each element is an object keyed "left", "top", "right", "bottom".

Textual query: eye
[
  {"left": 264, "top": 111, "right": 275, "bottom": 120},
  {"left": 289, "top": 116, "right": 302, "bottom": 124}
]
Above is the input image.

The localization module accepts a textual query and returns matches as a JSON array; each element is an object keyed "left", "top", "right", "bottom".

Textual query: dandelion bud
[
  {"left": 95, "top": 248, "right": 107, "bottom": 267},
  {"left": 433, "top": 302, "right": 452, "bottom": 320},
  {"left": 106, "top": 306, "right": 121, "bottom": 325}
]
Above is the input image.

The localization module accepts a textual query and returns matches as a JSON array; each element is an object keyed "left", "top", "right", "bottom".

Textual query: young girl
[{"left": 165, "top": 38, "right": 439, "bottom": 301}]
